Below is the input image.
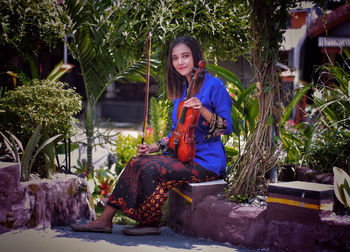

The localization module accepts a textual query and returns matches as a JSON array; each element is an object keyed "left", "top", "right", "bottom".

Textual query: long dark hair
[{"left": 166, "top": 36, "right": 205, "bottom": 99}]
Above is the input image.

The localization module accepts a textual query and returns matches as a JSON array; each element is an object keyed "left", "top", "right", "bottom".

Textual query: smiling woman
[
  {"left": 171, "top": 43, "right": 194, "bottom": 84},
  {"left": 71, "top": 36, "right": 233, "bottom": 236}
]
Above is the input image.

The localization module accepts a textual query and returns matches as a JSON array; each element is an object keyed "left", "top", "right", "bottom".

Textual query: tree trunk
[
  {"left": 85, "top": 101, "right": 95, "bottom": 174},
  {"left": 226, "top": 0, "right": 288, "bottom": 198}
]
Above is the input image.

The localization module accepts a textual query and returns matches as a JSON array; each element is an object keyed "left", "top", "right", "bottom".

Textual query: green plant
[
  {"left": 0, "top": 0, "right": 70, "bottom": 79},
  {"left": 113, "top": 134, "right": 145, "bottom": 175},
  {"left": 0, "top": 78, "right": 81, "bottom": 174},
  {"left": 91, "top": 168, "right": 116, "bottom": 205},
  {"left": 304, "top": 130, "right": 350, "bottom": 174},
  {"left": 0, "top": 79, "right": 82, "bottom": 141},
  {"left": 0, "top": 124, "right": 62, "bottom": 181},
  {"left": 207, "top": 63, "right": 259, "bottom": 142},
  {"left": 333, "top": 167, "right": 350, "bottom": 209},
  {"left": 64, "top": 0, "right": 159, "bottom": 173},
  {"left": 149, "top": 97, "right": 171, "bottom": 143},
  {"left": 206, "top": 64, "right": 255, "bottom": 172},
  {"left": 297, "top": 50, "right": 350, "bottom": 174},
  {"left": 280, "top": 122, "right": 315, "bottom": 165}
]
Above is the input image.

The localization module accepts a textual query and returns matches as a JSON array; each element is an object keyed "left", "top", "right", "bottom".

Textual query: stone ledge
[
  {"left": 168, "top": 180, "right": 350, "bottom": 251},
  {"left": 0, "top": 162, "right": 95, "bottom": 234}
]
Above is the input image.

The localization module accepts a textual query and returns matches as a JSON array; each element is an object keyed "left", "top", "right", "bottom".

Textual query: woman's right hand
[
  {"left": 137, "top": 143, "right": 160, "bottom": 156},
  {"left": 137, "top": 144, "right": 150, "bottom": 156}
]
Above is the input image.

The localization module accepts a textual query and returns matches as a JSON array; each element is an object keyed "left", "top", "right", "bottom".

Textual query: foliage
[
  {"left": 313, "top": 49, "right": 350, "bottom": 132},
  {"left": 149, "top": 97, "right": 171, "bottom": 142},
  {"left": 299, "top": 50, "right": 350, "bottom": 174},
  {"left": 304, "top": 131, "right": 350, "bottom": 174},
  {"left": 0, "top": 124, "right": 62, "bottom": 181},
  {"left": 63, "top": 0, "right": 159, "bottom": 172},
  {"left": 279, "top": 83, "right": 314, "bottom": 165},
  {"left": 280, "top": 122, "right": 314, "bottom": 165},
  {"left": 91, "top": 167, "right": 116, "bottom": 204},
  {"left": 333, "top": 167, "right": 350, "bottom": 209},
  {"left": 206, "top": 63, "right": 256, "bottom": 166},
  {"left": 111, "top": 0, "right": 250, "bottom": 61},
  {"left": 207, "top": 64, "right": 258, "bottom": 140},
  {"left": 0, "top": 79, "right": 82, "bottom": 142},
  {"left": 0, "top": 0, "right": 70, "bottom": 78},
  {"left": 113, "top": 134, "right": 145, "bottom": 175}
]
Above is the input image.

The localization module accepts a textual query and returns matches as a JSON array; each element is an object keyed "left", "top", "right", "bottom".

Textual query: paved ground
[{"left": 0, "top": 225, "right": 259, "bottom": 252}]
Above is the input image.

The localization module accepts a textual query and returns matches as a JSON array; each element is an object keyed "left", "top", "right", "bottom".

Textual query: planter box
[
  {"left": 168, "top": 180, "right": 350, "bottom": 251},
  {"left": 0, "top": 162, "right": 95, "bottom": 234}
]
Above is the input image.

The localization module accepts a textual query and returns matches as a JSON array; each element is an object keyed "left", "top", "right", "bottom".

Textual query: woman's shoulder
[{"left": 204, "top": 72, "right": 226, "bottom": 90}]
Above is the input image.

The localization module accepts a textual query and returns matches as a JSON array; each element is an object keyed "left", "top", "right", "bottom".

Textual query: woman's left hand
[{"left": 184, "top": 97, "right": 202, "bottom": 110}]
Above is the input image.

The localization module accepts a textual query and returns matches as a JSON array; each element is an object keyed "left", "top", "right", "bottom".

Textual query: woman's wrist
[
  {"left": 200, "top": 106, "right": 212, "bottom": 123},
  {"left": 149, "top": 143, "right": 159, "bottom": 153}
]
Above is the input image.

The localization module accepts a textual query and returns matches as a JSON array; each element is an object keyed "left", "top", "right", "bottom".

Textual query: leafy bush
[
  {"left": 0, "top": 79, "right": 82, "bottom": 143},
  {"left": 300, "top": 50, "right": 350, "bottom": 174},
  {"left": 149, "top": 97, "right": 171, "bottom": 142},
  {"left": 304, "top": 130, "right": 350, "bottom": 175},
  {"left": 113, "top": 134, "right": 143, "bottom": 175},
  {"left": 0, "top": 0, "right": 69, "bottom": 50}
]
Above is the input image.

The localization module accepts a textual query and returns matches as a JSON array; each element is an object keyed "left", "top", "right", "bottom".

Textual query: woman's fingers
[
  {"left": 184, "top": 97, "right": 201, "bottom": 110},
  {"left": 137, "top": 144, "right": 150, "bottom": 156}
]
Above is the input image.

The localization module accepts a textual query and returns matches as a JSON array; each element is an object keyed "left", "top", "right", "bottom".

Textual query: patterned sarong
[{"left": 107, "top": 151, "right": 218, "bottom": 226}]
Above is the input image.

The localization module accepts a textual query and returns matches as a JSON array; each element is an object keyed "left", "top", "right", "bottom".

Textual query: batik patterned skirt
[{"left": 107, "top": 152, "right": 218, "bottom": 226}]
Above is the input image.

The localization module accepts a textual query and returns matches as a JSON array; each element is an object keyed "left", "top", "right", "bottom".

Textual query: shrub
[
  {"left": 304, "top": 130, "right": 350, "bottom": 175},
  {"left": 0, "top": 79, "right": 82, "bottom": 143},
  {"left": 113, "top": 134, "right": 143, "bottom": 175}
]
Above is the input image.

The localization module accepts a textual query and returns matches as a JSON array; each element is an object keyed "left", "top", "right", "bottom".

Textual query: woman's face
[{"left": 171, "top": 43, "right": 194, "bottom": 82}]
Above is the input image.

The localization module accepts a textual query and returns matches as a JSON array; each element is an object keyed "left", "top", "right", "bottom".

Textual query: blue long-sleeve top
[{"left": 167, "top": 72, "right": 233, "bottom": 175}]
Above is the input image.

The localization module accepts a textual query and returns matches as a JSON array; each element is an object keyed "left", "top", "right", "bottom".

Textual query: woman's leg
[
  {"left": 84, "top": 204, "right": 117, "bottom": 228},
  {"left": 108, "top": 153, "right": 218, "bottom": 228},
  {"left": 71, "top": 204, "right": 117, "bottom": 232}
]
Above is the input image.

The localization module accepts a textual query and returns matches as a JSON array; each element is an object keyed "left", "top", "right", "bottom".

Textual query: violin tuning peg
[{"left": 198, "top": 60, "right": 206, "bottom": 68}]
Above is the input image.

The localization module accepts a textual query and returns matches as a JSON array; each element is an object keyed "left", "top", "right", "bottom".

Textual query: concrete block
[
  {"left": 267, "top": 181, "right": 334, "bottom": 224},
  {"left": 168, "top": 179, "right": 226, "bottom": 235}
]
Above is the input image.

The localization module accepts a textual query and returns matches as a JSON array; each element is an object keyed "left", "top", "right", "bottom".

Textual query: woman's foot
[
  {"left": 71, "top": 219, "right": 113, "bottom": 233},
  {"left": 121, "top": 223, "right": 161, "bottom": 236}
]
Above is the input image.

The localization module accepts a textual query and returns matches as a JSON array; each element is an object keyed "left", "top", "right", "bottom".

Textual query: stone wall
[
  {"left": 0, "top": 162, "right": 95, "bottom": 234},
  {"left": 169, "top": 180, "right": 350, "bottom": 251}
]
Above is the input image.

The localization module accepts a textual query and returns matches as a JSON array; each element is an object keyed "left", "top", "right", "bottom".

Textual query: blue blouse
[{"left": 167, "top": 72, "right": 233, "bottom": 175}]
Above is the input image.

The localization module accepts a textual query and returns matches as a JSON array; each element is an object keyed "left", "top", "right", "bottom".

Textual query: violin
[{"left": 168, "top": 60, "right": 206, "bottom": 162}]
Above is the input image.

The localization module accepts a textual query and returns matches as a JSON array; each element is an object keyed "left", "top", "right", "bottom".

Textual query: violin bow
[{"left": 141, "top": 32, "right": 152, "bottom": 145}]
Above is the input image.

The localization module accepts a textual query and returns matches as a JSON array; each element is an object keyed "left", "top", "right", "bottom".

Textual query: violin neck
[
  {"left": 179, "top": 75, "right": 197, "bottom": 124},
  {"left": 186, "top": 75, "right": 196, "bottom": 100}
]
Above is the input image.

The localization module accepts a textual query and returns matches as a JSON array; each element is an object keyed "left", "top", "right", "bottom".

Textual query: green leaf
[
  {"left": 46, "top": 61, "right": 73, "bottom": 82},
  {"left": 28, "top": 134, "right": 63, "bottom": 177},
  {"left": 333, "top": 167, "right": 350, "bottom": 208},
  {"left": 267, "top": 115, "right": 274, "bottom": 126},
  {"left": 225, "top": 146, "right": 239, "bottom": 157},
  {"left": 56, "top": 143, "right": 80, "bottom": 155},
  {"left": 264, "top": 86, "right": 272, "bottom": 93},
  {"left": 206, "top": 64, "right": 244, "bottom": 93},
  {"left": 282, "top": 83, "right": 312, "bottom": 126},
  {"left": 21, "top": 124, "right": 42, "bottom": 181}
]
